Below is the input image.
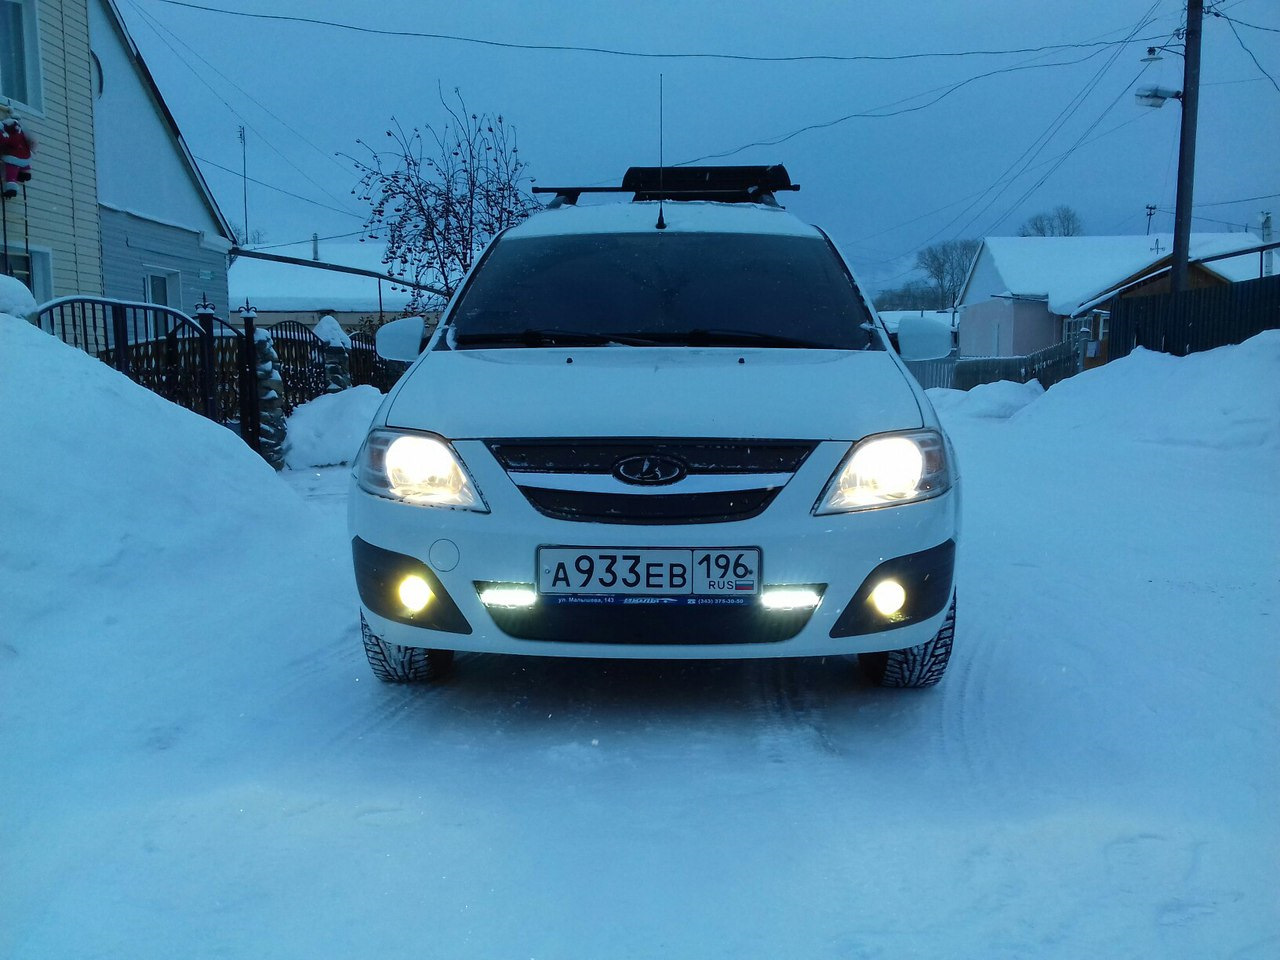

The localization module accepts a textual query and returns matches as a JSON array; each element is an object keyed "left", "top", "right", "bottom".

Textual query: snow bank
[
  {"left": 284, "top": 385, "right": 384, "bottom": 468},
  {"left": 312, "top": 314, "right": 352, "bottom": 349},
  {"left": 927, "top": 378, "right": 1044, "bottom": 420},
  {"left": 1015, "top": 331, "right": 1280, "bottom": 449},
  {"left": 0, "top": 315, "right": 313, "bottom": 592},
  {"left": 0, "top": 275, "right": 36, "bottom": 316}
]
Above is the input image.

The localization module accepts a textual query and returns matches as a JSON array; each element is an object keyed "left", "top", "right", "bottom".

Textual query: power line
[
  {"left": 675, "top": 47, "right": 1116, "bottom": 166},
  {"left": 1212, "top": 12, "right": 1280, "bottom": 33},
  {"left": 923, "top": 3, "right": 1161, "bottom": 245},
  {"left": 1195, "top": 191, "right": 1280, "bottom": 206},
  {"left": 129, "top": 0, "right": 352, "bottom": 181},
  {"left": 1155, "top": 207, "right": 1255, "bottom": 228},
  {"left": 194, "top": 155, "right": 365, "bottom": 217},
  {"left": 246, "top": 229, "right": 378, "bottom": 251},
  {"left": 149, "top": 0, "right": 1176, "bottom": 64},
  {"left": 126, "top": 0, "right": 363, "bottom": 213},
  {"left": 1218, "top": 14, "right": 1280, "bottom": 91}
]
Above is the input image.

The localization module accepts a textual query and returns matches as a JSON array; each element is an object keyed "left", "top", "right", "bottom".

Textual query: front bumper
[{"left": 348, "top": 439, "right": 960, "bottom": 660}]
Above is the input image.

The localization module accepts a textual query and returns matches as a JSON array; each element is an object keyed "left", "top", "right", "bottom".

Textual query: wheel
[
  {"left": 360, "top": 612, "right": 455, "bottom": 683},
  {"left": 859, "top": 596, "right": 955, "bottom": 688}
]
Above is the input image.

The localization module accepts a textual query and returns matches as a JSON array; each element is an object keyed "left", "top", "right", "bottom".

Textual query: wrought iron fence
[
  {"left": 30, "top": 297, "right": 259, "bottom": 451},
  {"left": 260, "top": 320, "right": 328, "bottom": 414},
  {"left": 349, "top": 330, "right": 398, "bottom": 392}
]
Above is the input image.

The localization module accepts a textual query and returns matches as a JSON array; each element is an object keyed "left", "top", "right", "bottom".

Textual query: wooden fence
[{"left": 1107, "top": 273, "right": 1280, "bottom": 361}]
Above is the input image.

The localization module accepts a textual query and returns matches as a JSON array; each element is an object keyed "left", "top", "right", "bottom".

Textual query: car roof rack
[{"left": 532, "top": 164, "right": 799, "bottom": 208}]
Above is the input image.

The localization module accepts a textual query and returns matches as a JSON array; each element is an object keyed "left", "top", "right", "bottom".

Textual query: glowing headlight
[
  {"left": 356, "top": 430, "right": 487, "bottom": 511},
  {"left": 815, "top": 430, "right": 950, "bottom": 514}
]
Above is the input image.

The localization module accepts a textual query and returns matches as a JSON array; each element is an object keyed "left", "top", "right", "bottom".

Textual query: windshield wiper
[
  {"left": 454, "top": 329, "right": 665, "bottom": 348},
  {"left": 673, "top": 328, "right": 830, "bottom": 349}
]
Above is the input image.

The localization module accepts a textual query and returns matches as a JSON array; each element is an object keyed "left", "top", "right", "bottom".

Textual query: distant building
[
  {"left": 229, "top": 239, "right": 428, "bottom": 329},
  {"left": 956, "top": 233, "right": 1264, "bottom": 359}
]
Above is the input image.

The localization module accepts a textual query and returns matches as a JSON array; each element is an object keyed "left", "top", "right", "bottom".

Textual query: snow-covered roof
[
  {"left": 509, "top": 199, "right": 821, "bottom": 238},
  {"left": 228, "top": 240, "right": 418, "bottom": 313},
  {"left": 966, "top": 233, "right": 1263, "bottom": 316}
]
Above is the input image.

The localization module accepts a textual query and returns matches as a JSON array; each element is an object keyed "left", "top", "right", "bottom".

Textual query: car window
[{"left": 450, "top": 232, "right": 881, "bottom": 350}]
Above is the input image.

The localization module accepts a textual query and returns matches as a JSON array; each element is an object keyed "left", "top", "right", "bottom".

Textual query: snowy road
[{"left": 3, "top": 318, "right": 1277, "bottom": 959}]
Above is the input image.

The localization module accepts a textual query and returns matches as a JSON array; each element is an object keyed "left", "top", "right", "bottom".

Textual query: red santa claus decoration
[{"left": 0, "top": 103, "right": 37, "bottom": 200}]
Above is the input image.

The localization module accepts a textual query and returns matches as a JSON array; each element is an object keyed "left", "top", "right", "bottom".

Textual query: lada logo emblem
[{"left": 613, "top": 455, "right": 687, "bottom": 486}]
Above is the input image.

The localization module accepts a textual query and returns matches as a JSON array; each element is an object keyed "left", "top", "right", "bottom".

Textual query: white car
[{"left": 348, "top": 165, "right": 959, "bottom": 687}]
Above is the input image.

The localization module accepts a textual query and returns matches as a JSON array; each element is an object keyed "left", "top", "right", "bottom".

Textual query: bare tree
[
  {"left": 351, "top": 89, "right": 538, "bottom": 313},
  {"left": 227, "top": 222, "right": 266, "bottom": 265},
  {"left": 873, "top": 279, "right": 937, "bottom": 311},
  {"left": 1019, "top": 205, "right": 1084, "bottom": 237},
  {"left": 914, "top": 238, "right": 980, "bottom": 309}
]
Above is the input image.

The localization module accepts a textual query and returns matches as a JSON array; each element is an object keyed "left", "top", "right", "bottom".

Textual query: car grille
[{"left": 486, "top": 438, "right": 816, "bottom": 524}]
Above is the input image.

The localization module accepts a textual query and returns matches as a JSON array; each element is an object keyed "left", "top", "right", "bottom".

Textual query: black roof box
[{"left": 623, "top": 164, "right": 797, "bottom": 202}]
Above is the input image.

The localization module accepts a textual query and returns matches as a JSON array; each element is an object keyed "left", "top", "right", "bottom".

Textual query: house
[
  {"left": 0, "top": 0, "right": 231, "bottom": 310},
  {"left": 956, "top": 233, "right": 1264, "bottom": 359},
  {"left": 228, "top": 238, "right": 427, "bottom": 330}
]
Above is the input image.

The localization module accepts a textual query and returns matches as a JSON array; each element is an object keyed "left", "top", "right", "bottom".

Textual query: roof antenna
[{"left": 656, "top": 74, "right": 667, "bottom": 230}]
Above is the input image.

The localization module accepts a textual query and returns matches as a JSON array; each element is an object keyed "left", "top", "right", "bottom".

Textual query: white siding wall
[
  {"left": 6, "top": 0, "right": 102, "bottom": 299},
  {"left": 100, "top": 207, "right": 228, "bottom": 313}
]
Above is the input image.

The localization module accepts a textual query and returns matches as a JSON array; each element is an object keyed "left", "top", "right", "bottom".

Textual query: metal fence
[
  {"left": 1107, "top": 273, "right": 1280, "bottom": 361},
  {"left": 31, "top": 297, "right": 259, "bottom": 449},
  {"left": 349, "top": 330, "right": 398, "bottom": 392},
  {"left": 904, "top": 337, "right": 1082, "bottom": 392}
]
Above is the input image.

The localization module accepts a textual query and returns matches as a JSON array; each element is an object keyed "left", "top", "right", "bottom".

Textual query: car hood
[{"left": 385, "top": 347, "right": 923, "bottom": 440}]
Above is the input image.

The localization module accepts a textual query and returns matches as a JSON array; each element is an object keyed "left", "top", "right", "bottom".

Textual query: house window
[
  {"left": 0, "top": 0, "right": 42, "bottom": 111},
  {"left": 144, "top": 269, "right": 180, "bottom": 308},
  {"left": 2, "top": 246, "right": 51, "bottom": 304}
]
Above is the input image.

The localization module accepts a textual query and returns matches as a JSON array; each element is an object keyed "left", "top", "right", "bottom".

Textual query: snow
[
  {"left": 311, "top": 313, "right": 352, "bottom": 349},
  {"left": 877, "top": 308, "right": 956, "bottom": 334},
  {"left": 0, "top": 274, "right": 37, "bottom": 316},
  {"left": 511, "top": 199, "right": 820, "bottom": 238},
  {"left": 284, "top": 385, "right": 384, "bottom": 468},
  {"left": 3, "top": 313, "right": 1278, "bottom": 958},
  {"left": 927, "top": 377, "right": 1044, "bottom": 419},
  {"left": 976, "top": 233, "right": 1263, "bottom": 316}
]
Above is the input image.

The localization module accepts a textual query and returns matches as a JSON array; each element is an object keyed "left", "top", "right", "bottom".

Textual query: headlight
[
  {"left": 814, "top": 430, "right": 950, "bottom": 514},
  {"left": 355, "top": 429, "right": 488, "bottom": 511}
]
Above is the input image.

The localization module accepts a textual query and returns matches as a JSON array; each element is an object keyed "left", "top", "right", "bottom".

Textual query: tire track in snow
[{"left": 749, "top": 659, "right": 844, "bottom": 761}]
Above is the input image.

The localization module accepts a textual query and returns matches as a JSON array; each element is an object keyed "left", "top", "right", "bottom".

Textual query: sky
[{"left": 118, "top": 0, "right": 1280, "bottom": 294}]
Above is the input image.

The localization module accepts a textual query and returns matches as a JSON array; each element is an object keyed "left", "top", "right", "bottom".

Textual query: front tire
[
  {"left": 360, "top": 612, "right": 455, "bottom": 683},
  {"left": 859, "top": 596, "right": 955, "bottom": 688}
]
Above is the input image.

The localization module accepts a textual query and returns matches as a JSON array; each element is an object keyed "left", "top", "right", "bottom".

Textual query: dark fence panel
[
  {"left": 349, "top": 331, "right": 395, "bottom": 392},
  {"left": 904, "top": 339, "right": 1081, "bottom": 392},
  {"left": 1108, "top": 274, "right": 1280, "bottom": 361},
  {"left": 262, "top": 320, "right": 327, "bottom": 414},
  {"left": 30, "top": 298, "right": 260, "bottom": 453}
]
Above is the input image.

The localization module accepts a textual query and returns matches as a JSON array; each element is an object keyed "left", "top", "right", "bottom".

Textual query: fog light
[
  {"left": 478, "top": 586, "right": 538, "bottom": 608},
  {"left": 870, "top": 579, "right": 906, "bottom": 617},
  {"left": 761, "top": 588, "right": 822, "bottom": 611},
  {"left": 398, "top": 574, "right": 434, "bottom": 612}
]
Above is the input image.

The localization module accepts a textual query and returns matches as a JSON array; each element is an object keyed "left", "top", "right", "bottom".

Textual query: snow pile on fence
[
  {"left": 284, "top": 385, "right": 384, "bottom": 468},
  {"left": 312, "top": 314, "right": 352, "bottom": 349},
  {"left": 0, "top": 275, "right": 36, "bottom": 316}
]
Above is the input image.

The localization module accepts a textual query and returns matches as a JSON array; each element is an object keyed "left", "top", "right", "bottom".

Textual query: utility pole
[
  {"left": 1170, "top": 0, "right": 1203, "bottom": 294},
  {"left": 1262, "top": 212, "right": 1273, "bottom": 278},
  {"left": 239, "top": 126, "right": 248, "bottom": 240},
  {"left": 1145, "top": 204, "right": 1157, "bottom": 235}
]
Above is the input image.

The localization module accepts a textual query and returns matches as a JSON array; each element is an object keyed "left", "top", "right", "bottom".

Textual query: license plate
[{"left": 538, "top": 547, "right": 761, "bottom": 601}]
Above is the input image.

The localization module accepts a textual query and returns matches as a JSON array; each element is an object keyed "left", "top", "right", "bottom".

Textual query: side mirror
[
  {"left": 375, "top": 316, "right": 427, "bottom": 362},
  {"left": 897, "top": 314, "right": 953, "bottom": 361}
]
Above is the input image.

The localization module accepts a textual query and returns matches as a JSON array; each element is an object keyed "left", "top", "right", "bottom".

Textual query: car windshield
[{"left": 449, "top": 231, "right": 880, "bottom": 350}]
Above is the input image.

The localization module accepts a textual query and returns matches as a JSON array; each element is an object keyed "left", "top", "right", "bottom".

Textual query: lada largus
[{"left": 349, "top": 165, "right": 960, "bottom": 687}]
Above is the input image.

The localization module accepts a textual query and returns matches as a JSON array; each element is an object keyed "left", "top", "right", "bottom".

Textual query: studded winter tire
[
  {"left": 360, "top": 612, "right": 455, "bottom": 683},
  {"left": 858, "top": 596, "right": 956, "bottom": 688}
]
